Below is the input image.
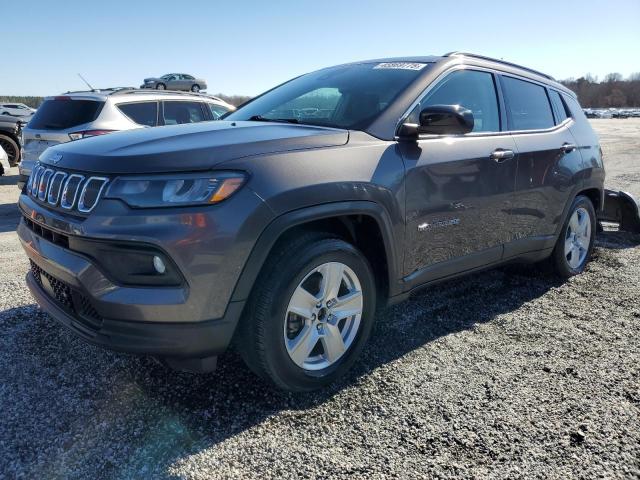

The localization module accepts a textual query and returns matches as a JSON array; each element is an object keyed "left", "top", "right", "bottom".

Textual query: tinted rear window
[
  {"left": 502, "top": 76, "right": 554, "bottom": 130},
  {"left": 28, "top": 99, "right": 103, "bottom": 130},
  {"left": 117, "top": 102, "right": 158, "bottom": 126}
]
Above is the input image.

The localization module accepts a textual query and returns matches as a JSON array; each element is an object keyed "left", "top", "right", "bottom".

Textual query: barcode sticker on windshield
[{"left": 373, "top": 62, "right": 427, "bottom": 71}]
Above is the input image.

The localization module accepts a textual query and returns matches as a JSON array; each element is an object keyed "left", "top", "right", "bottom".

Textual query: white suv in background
[
  {"left": 19, "top": 89, "right": 235, "bottom": 188},
  {"left": 0, "top": 103, "right": 36, "bottom": 118}
]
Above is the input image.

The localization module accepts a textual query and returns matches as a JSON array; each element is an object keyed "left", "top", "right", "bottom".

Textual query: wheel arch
[{"left": 229, "top": 201, "right": 402, "bottom": 305}]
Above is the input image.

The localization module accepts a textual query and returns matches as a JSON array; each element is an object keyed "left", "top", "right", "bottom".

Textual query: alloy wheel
[
  {"left": 565, "top": 207, "right": 591, "bottom": 269},
  {"left": 283, "top": 262, "right": 363, "bottom": 371}
]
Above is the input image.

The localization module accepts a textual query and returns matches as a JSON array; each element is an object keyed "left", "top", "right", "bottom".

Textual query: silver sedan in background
[{"left": 141, "top": 73, "right": 208, "bottom": 92}]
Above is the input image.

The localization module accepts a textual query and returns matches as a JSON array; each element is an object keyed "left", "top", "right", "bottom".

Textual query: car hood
[
  {"left": 143, "top": 77, "right": 160, "bottom": 82},
  {"left": 38, "top": 121, "right": 349, "bottom": 174}
]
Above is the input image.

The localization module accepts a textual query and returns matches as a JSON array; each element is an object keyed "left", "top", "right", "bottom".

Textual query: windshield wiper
[{"left": 248, "top": 115, "right": 299, "bottom": 124}]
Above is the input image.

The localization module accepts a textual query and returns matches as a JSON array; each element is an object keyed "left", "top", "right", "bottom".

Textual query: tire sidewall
[
  {"left": 555, "top": 196, "right": 596, "bottom": 276},
  {"left": 156, "top": 83, "right": 165, "bottom": 90},
  {"left": 0, "top": 135, "right": 19, "bottom": 166},
  {"left": 261, "top": 240, "right": 376, "bottom": 390}
]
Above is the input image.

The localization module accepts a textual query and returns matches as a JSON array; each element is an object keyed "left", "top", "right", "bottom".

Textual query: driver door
[{"left": 399, "top": 68, "right": 518, "bottom": 280}]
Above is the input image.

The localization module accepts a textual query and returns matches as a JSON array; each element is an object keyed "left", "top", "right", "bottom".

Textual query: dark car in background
[
  {"left": 19, "top": 53, "right": 606, "bottom": 391},
  {"left": 0, "top": 114, "right": 23, "bottom": 166},
  {"left": 141, "top": 74, "right": 208, "bottom": 92}
]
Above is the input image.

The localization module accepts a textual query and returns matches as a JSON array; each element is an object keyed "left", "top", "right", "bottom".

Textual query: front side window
[
  {"left": 412, "top": 69, "right": 500, "bottom": 133},
  {"left": 117, "top": 102, "right": 158, "bottom": 126},
  {"left": 502, "top": 76, "right": 554, "bottom": 130},
  {"left": 163, "top": 101, "right": 206, "bottom": 125},
  {"left": 208, "top": 103, "right": 232, "bottom": 119},
  {"left": 226, "top": 62, "right": 428, "bottom": 130}
]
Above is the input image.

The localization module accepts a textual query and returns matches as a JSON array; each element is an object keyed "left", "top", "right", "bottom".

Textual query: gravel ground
[{"left": 1, "top": 120, "right": 639, "bottom": 479}]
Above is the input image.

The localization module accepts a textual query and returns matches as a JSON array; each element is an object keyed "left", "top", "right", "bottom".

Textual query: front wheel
[
  {"left": 156, "top": 83, "right": 166, "bottom": 90},
  {"left": 237, "top": 234, "right": 376, "bottom": 391},
  {"left": 551, "top": 195, "right": 596, "bottom": 278}
]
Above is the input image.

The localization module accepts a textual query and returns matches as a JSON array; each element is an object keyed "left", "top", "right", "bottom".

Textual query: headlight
[{"left": 105, "top": 172, "right": 246, "bottom": 208}]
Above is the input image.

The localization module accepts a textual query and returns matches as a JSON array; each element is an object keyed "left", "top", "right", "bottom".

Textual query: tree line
[{"left": 560, "top": 73, "right": 640, "bottom": 108}]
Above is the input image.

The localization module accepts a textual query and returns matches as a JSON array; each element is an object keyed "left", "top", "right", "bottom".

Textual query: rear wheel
[
  {"left": 237, "top": 234, "right": 376, "bottom": 391},
  {"left": 0, "top": 134, "right": 19, "bottom": 166},
  {"left": 191, "top": 84, "right": 200, "bottom": 93},
  {"left": 551, "top": 195, "right": 595, "bottom": 278}
]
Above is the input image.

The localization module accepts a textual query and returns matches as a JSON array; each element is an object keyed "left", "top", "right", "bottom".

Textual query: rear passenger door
[{"left": 500, "top": 75, "right": 584, "bottom": 257}]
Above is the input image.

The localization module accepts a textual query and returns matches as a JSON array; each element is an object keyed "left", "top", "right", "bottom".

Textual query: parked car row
[
  {"left": 17, "top": 88, "right": 234, "bottom": 188},
  {"left": 583, "top": 107, "right": 640, "bottom": 118}
]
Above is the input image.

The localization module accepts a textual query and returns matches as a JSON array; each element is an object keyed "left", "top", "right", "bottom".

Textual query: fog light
[{"left": 153, "top": 256, "right": 166, "bottom": 274}]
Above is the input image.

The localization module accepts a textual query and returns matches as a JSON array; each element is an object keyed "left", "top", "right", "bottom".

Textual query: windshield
[{"left": 226, "top": 62, "right": 429, "bottom": 130}]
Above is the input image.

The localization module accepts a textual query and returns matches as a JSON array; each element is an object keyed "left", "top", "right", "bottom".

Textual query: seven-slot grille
[{"left": 27, "top": 163, "right": 109, "bottom": 213}]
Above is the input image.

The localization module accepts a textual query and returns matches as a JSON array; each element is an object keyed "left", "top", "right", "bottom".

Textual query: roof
[{"left": 51, "top": 88, "right": 231, "bottom": 105}]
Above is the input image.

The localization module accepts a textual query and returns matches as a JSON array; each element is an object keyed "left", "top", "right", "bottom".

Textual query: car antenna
[{"left": 77, "top": 73, "right": 95, "bottom": 91}]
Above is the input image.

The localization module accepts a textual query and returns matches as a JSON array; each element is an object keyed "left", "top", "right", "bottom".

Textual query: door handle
[
  {"left": 561, "top": 143, "right": 577, "bottom": 153},
  {"left": 490, "top": 149, "right": 515, "bottom": 163}
]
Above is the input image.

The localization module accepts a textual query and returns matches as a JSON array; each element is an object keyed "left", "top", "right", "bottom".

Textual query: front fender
[{"left": 229, "top": 200, "right": 402, "bottom": 303}]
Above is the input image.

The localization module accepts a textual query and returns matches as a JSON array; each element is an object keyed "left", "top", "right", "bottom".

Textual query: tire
[
  {"left": 191, "top": 84, "right": 200, "bottom": 93},
  {"left": 551, "top": 195, "right": 596, "bottom": 278},
  {"left": 0, "top": 134, "right": 19, "bottom": 167},
  {"left": 156, "top": 83, "right": 166, "bottom": 90},
  {"left": 237, "top": 233, "right": 377, "bottom": 391}
]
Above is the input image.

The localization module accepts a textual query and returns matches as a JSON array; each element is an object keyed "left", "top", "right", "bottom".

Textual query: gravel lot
[{"left": 1, "top": 120, "right": 639, "bottom": 479}]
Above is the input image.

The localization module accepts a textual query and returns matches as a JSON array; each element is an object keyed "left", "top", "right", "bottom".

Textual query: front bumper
[
  {"left": 26, "top": 267, "right": 242, "bottom": 359},
  {"left": 20, "top": 219, "right": 244, "bottom": 359}
]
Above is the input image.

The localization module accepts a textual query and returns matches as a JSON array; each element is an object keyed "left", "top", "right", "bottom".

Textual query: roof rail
[
  {"left": 443, "top": 52, "right": 555, "bottom": 80},
  {"left": 116, "top": 89, "right": 224, "bottom": 102},
  {"left": 62, "top": 87, "right": 136, "bottom": 95}
]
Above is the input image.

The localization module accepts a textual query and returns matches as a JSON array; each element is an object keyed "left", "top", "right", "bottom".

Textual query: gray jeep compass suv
[{"left": 19, "top": 53, "right": 604, "bottom": 391}]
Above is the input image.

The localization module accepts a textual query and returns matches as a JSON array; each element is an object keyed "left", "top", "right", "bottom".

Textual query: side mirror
[{"left": 418, "top": 105, "right": 474, "bottom": 135}]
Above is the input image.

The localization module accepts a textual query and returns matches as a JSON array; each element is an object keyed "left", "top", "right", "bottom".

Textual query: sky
[{"left": 1, "top": 0, "right": 639, "bottom": 97}]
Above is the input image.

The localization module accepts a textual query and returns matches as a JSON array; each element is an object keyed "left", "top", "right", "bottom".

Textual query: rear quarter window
[
  {"left": 502, "top": 76, "right": 555, "bottom": 130},
  {"left": 117, "top": 102, "right": 158, "bottom": 126},
  {"left": 549, "top": 90, "right": 569, "bottom": 123},
  {"left": 562, "top": 94, "right": 589, "bottom": 122},
  {"left": 28, "top": 99, "right": 104, "bottom": 130}
]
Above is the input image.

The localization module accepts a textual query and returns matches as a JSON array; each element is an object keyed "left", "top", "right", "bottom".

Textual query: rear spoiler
[{"left": 598, "top": 189, "right": 640, "bottom": 233}]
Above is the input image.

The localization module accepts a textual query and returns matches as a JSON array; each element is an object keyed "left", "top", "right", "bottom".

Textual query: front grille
[
  {"left": 23, "top": 216, "right": 70, "bottom": 249},
  {"left": 30, "top": 259, "right": 104, "bottom": 333},
  {"left": 27, "top": 163, "right": 108, "bottom": 214},
  {"left": 31, "top": 260, "right": 74, "bottom": 311}
]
